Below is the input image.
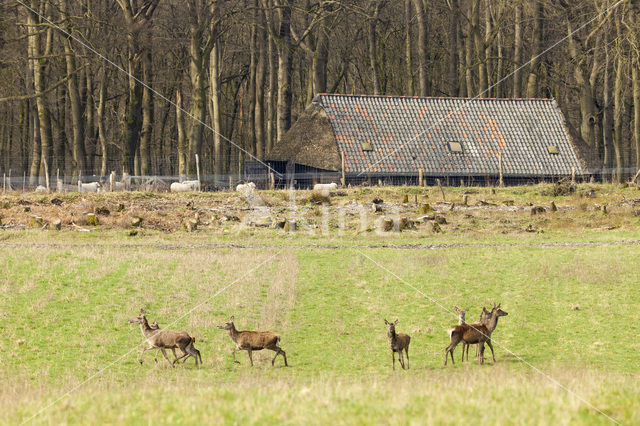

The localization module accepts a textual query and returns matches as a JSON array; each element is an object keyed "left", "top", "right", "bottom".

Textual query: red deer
[
  {"left": 217, "top": 316, "right": 288, "bottom": 367},
  {"left": 384, "top": 319, "right": 411, "bottom": 370},
  {"left": 462, "top": 306, "right": 492, "bottom": 362},
  {"left": 444, "top": 304, "right": 508, "bottom": 365},
  {"left": 129, "top": 309, "right": 202, "bottom": 368}
]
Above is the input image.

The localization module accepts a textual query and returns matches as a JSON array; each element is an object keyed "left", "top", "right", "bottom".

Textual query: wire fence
[{"left": 1, "top": 166, "right": 639, "bottom": 194}]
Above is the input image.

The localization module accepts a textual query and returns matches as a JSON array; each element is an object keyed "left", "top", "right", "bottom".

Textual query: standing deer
[
  {"left": 384, "top": 319, "right": 411, "bottom": 370},
  {"left": 217, "top": 316, "right": 288, "bottom": 367},
  {"left": 461, "top": 306, "right": 492, "bottom": 362},
  {"left": 444, "top": 304, "right": 508, "bottom": 365},
  {"left": 129, "top": 309, "right": 202, "bottom": 368}
]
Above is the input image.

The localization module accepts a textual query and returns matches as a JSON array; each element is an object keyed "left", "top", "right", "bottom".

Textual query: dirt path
[{"left": 1, "top": 240, "right": 640, "bottom": 251}]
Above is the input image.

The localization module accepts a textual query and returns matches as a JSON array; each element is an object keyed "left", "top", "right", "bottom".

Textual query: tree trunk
[
  {"left": 513, "top": 2, "right": 522, "bottom": 98},
  {"left": 209, "top": 40, "right": 223, "bottom": 180},
  {"left": 255, "top": 16, "right": 267, "bottom": 159},
  {"left": 448, "top": 0, "right": 459, "bottom": 97},
  {"left": 276, "top": 3, "right": 293, "bottom": 144},
  {"left": 176, "top": 89, "right": 187, "bottom": 178},
  {"left": 526, "top": 0, "right": 543, "bottom": 98},
  {"left": 367, "top": 2, "right": 381, "bottom": 95},
  {"left": 96, "top": 70, "right": 108, "bottom": 177},
  {"left": 412, "top": 0, "right": 428, "bottom": 96},
  {"left": 139, "top": 36, "right": 153, "bottom": 176}
]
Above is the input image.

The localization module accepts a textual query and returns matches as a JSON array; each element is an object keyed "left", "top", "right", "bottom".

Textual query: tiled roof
[{"left": 316, "top": 94, "right": 584, "bottom": 176}]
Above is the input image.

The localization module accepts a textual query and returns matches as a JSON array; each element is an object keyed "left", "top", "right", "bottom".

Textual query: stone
[
  {"left": 86, "top": 213, "right": 99, "bottom": 226},
  {"left": 52, "top": 218, "right": 62, "bottom": 230},
  {"left": 131, "top": 217, "right": 143, "bottom": 227}
]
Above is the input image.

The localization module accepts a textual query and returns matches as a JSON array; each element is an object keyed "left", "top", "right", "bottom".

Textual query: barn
[{"left": 264, "top": 94, "right": 599, "bottom": 187}]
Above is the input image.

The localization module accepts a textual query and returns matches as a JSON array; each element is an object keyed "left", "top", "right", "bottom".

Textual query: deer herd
[{"left": 129, "top": 303, "right": 507, "bottom": 370}]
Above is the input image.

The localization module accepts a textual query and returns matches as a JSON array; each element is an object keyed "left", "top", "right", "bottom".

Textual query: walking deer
[
  {"left": 384, "top": 319, "right": 411, "bottom": 370},
  {"left": 444, "top": 304, "right": 508, "bottom": 365},
  {"left": 217, "top": 316, "right": 288, "bottom": 367},
  {"left": 129, "top": 309, "right": 202, "bottom": 368}
]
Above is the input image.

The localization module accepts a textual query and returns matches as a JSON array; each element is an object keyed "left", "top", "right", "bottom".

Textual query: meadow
[{"left": 1, "top": 184, "right": 640, "bottom": 424}]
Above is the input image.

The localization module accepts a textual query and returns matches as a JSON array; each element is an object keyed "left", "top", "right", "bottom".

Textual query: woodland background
[{"left": 0, "top": 0, "right": 639, "bottom": 185}]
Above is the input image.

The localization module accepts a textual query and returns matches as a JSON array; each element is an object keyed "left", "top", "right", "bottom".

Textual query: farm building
[{"left": 263, "top": 94, "right": 599, "bottom": 187}]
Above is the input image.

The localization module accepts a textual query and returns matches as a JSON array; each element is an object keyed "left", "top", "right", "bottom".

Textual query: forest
[{"left": 0, "top": 0, "right": 639, "bottom": 185}]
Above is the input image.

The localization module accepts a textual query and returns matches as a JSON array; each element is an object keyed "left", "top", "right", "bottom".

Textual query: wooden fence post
[
  {"left": 418, "top": 168, "right": 423, "bottom": 187},
  {"left": 341, "top": 151, "right": 346, "bottom": 187},
  {"left": 195, "top": 154, "right": 201, "bottom": 191},
  {"left": 571, "top": 166, "right": 576, "bottom": 184},
  {"left": 109, "top": 171, "right": 115, "bottom": 192},
  {"left": 43, "top": 158, "right": 50, "bottom": 191},
  {"left": 498, "top": 153, "right": 504, "bottom": 187}
]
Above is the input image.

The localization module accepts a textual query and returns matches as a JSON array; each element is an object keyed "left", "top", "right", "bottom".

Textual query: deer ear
[
  {"left": 384, "top": 319, "right": 389, "bottom": 325},
  {"left": 140, "top": 308, "right": 146, "bottom": 315},
  {"left": 230, "top": 315, "right": 234, "bottom": 322},
  {"left": 394, "top": 319, "right": 399, "bottom": 325}
]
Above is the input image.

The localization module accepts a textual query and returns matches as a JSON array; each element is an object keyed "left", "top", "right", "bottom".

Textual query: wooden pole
[
  {"left": 195, "top": 154, "right": 201, "bottom": 191},
  {"left": 498, "top": 153, "right": 504, "bottom": 187},
  {"left": 418, "top": 168, "right": 423, "bottom": 187},
  {"left": 269, "top": 171, "right": 275, "bottom": 190},
  {"left": 229, "top": 175, "right": 233, "bottom": 191},
  {"left": 341, "top": 151, "right": 346, "bottom": 187},
  {"left": 633, "top": 168, "right": 640, "bottom": 185},
  {"left": 436, "top": 178, "right": 445, "bottom": 201},
  {"left": 109, "top": 171, "right": 114, "bottom": 192},
  {"left": 571, "top": 166, "right": 576, "bottom": 184},
  {"left": 56, "top": 169, "right": 60, "bottom": 192},
  {"left": 23, "top": 171, "right": 26, "bottom": 192},
  {"left": 8, "top": 169, "right": 11, "bottom": 192},
  {"left": 2, "top": 173, "right": 5, "bottom": 194},
  {"left": 43, "top": 157, "right": 50, "bottom": 191}
]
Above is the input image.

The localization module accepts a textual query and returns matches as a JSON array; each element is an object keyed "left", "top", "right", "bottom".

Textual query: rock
[
  {"left": 462, "top": 194, "right": 468, "bottom": 206},
  {"left": 550, "top": 201, "right": 557, "bottom": 212},
  {"left": 431, "top": 222, "right": 442, "bottom": 233},
  {"left": 530, "top": 206, "right": 546, "bottom": 215},
  {"left": 249, "top": 216, "right": 273, "bottom": 227},
  {"left": 95, "top": 206, "right": 110, "bottom": 216},
  {"left": 131, "top": 217, "right": 143, "bottom": 227},
  {"left": 50, "top": 198, "right": 63, "bottom": 206},
  {"left": 52, "top": 218, "right": 62, "bottom": 230},
  {"left": 434, "top": 215, "right": 447, "bottom": 225},
  {"left": 571, "top": 305, "right": 580, "bottom": 311},
  {"left": 86, "top": 213, "right": 99, "bottom": 226},
  {"left": 525, "top": 224, "right": 536, "bottom": 233}
]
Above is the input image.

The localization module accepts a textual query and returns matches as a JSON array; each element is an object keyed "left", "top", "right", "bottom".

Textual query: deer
[
  {"left": 129, "top": 309, "right": 202, "bottom": 368},
  {"left": 444, "top": 304, "right": 508, "bottom": 365},
  {"left": 217, "top": 316, "right": 288, "bottom": 367},
  {"left": 461, "top": 306, "right": 492, "bottom": 362},
  {"left": 384, "top": 319, "right": 411, "bottom": 370}
]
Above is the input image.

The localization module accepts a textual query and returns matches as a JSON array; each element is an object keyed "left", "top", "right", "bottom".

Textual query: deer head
[
  {"left": 129, "top": 308, "right": 147, "bottom": 324},
  {"left": 384, "top": 319, "right": 399, "bottom": 334},
  {"left": 454, "top": 306, "right": 468, "bottom": 324},
  {"left": 217, "top": 315, "right": 235, "bottom": 330}
]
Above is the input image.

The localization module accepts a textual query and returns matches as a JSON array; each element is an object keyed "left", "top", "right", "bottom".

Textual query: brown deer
[
  {"left": 444, "top": 304, "right": 508, "bottom": 365},
  {"left": 384, "top": 319, "right": 411, "bottom": 370},
  {"left": 129, "top": 309, "right": 202, "bottom": 368},
  {"left": 217, "top": 316, "right": 288, "bottom": 367},
  {"left": 461, "top": 306, "right": 491, "bottom": 362}
]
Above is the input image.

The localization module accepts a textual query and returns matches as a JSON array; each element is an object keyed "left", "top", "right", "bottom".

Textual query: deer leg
[
  {"left": 139, "top": 346, "right": 155, "bottom": 364},
  {"left": 160, "top": 348, "right": 174, "bottom": 368},
  {"left": 392, "top": 351, "right": 396, "bottom": 370},
  {"left": 444, "top": 341, "right": 457, "bottom": 366},
  {"left": 247, "top": 349, "right": 254, "bottom": 366},
  {"left": 398, "top": 351, "right": 405, "bottom": 369},
  {"left": 275, "top": 347, "right": 288, "bottom": 367},
  {"left": 185, "top": 346, "right": 200, "bottom": 368},
  {"left": 405, "top": 348, "right": 409, "bottom": 370},
  {"left": 232, "top": 348, "right": 240, "bottom": 364},
  {"left": 486, "top": 340, "right": 496, "bottom": 363},
  {"left": 478, "top": 343, "right": 485, "bottom": 365}
]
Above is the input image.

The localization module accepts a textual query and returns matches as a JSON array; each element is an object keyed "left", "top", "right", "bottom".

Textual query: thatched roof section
[{"left": 265, "top": 101, "right": 341, "bottom": 171}]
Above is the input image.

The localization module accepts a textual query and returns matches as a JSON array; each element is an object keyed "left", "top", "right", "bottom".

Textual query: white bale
[
  {"left": 170, "top": 180, "right": 199, "bottom": 192},
  {"left": 313, "top": 182, "right": 338, "bottom": 191},
  {"left": 35, "top": 185, "right": 48, "bottom": 193},
  {"left": 78, "top": 182, "right": 100, "bottom": 193}
]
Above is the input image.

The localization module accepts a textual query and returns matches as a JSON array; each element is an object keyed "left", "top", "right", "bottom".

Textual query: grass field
[{"left": 2, "top": 185, "right": 640, "bottom": 424}]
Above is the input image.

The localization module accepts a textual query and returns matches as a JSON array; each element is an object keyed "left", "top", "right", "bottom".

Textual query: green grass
[{"left": 1, "top": 229, "right": 639, "bottom": 424}]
